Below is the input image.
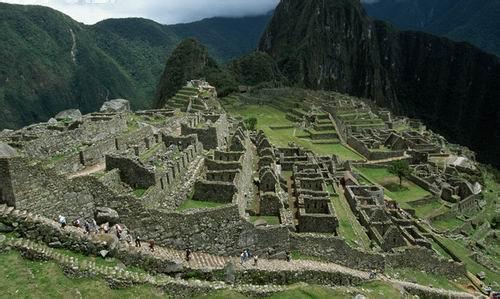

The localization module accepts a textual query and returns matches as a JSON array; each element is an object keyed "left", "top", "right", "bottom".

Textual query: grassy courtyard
[
  {"left": 356, "top": 167, "right": 431, "bottom": 203},
  {"left": 327, "top": 185, "right": 371, "bottom": 249},
  {"left": 224, "top": 104, "right": 363, "bottom": 161},
  {"left": 177, "top": 199, "right": 226, "bottom": 211}
]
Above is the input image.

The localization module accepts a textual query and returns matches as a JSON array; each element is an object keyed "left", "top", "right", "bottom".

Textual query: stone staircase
[
  {"left": 0, "top": 204, "right": 478, "bottom": 298},
  {"left": 0, "top": 235, "right": 289, "bottom": 297}
]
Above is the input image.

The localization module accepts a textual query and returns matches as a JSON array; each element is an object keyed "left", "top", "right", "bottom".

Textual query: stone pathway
[{"left": 0, "top": 204, "right": 477, "bottom": 298}]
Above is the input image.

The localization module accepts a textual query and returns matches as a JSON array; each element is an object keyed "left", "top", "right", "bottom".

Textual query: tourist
[
  {"left": 92, "top": 219, "right": 98, "bottom": 234},
  {"left": 126, "top": 234, "right": 133, "bottom": 245},
  {"left": 84, "top": 221, "right": 91, "bottom": 234},
  {"left": 73, "top": 219, "right": 81, "bottom": 228},
  {"left": 285, "top": 251, "right": 291, "bottom": 262},
  {"left": 135, "top": 236, "right": 141, "bottom": 247},
  {"left": 58, "top": 215, "right": 67, "bottom": 229},
  {"left": 253, "top": 255, "right": 258, "bottom": 266},
  {"left": 115, "top": 224, "right": 123, "bottom": 240},
  {"left": 185, "top": 248, "right": 191, "bottom": 262},
  {"left": 240, "top": 252, "right": 245, "bottom": 265},
  {"left": 102, "top": 223, "right": 109, "bottom": 234},
  {"left": 149, "top": 240, "right": 155, "bottom": 252}
]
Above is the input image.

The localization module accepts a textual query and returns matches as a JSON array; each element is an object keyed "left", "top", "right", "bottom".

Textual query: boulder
[
  {"left": 0, "top": 234, "right": 6, "bottom": 243},
  {"left": 0, "top": 143, "right": 19, "bottom": 158},
  {"left": 55, "top": 109, "right": 82, "bottom": 122},
  {"left": 94, "top": 207, "right": 119, "bottom": 226},
  {"left": 47, "top": 118, "right": 58, "bottom": 125},
  {"left": 100, "top": 99, "right": 130, "bottom": 113}
]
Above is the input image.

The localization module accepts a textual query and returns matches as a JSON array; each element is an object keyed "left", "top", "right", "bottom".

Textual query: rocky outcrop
[
  {"left": 259, "top": 0, "right": 500, "bottom": 167},
  {"left": 100, "top": 99, "right": 130, "bottom": 113},
  {"left": 94, "top": 207, "right": 119, "bottom": 226},
  {"left": 55, "top": 109, "right": 82, "bottom": 122}
]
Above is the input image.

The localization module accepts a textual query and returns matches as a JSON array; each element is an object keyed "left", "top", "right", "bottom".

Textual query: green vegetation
[
  {"left": 223, "top": 103, "right": 363, "bottom": 161},
  {"left": 197, "top": 281, "right": 406, "bottom": 299},
  {"left": 0, "top": 251, "right": 165, "bottom": 298},
  {"left": 436, "top": 236, "right": 500, "bottom": 286},
  {"left": 244, "top": 117, "right": 258, "bottom": 131},
  {"left": 249, "top": 216, "right": 281, "bottom": 225},
  {"left": 387, "top": 160, "right": 410, "bottom": 187},
  {"left": 177, "top": 199, "right": 225, "bottom": 211},
  {"left": 0, "top": 3, "right": 270, "bottom": 129},
  {"left": 155, "top": 38, "right": 237, "bottom": 108},
  {"left": 229, "top": 51, "right": 286, "bottom": 86},
  {"left": 386, "top": 267, "right": 465, "bottom": 292},
  {"left": 356, "top": 167, "right": 431, "bottom": 203},
  {"left": 132, "top": 188, "right": 147, "bottom": 198},
  {"left": 329, "top": 191, "right": 371, "bottom": 249}
]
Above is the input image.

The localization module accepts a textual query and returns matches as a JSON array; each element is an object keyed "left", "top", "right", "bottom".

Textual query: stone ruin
[{"left": 0, "top": 84, "right": 480, "bottom": 294}]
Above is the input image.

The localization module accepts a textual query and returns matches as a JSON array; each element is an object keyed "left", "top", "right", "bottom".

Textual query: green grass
[
  {"left": 411, "top": 200, "right": 448, "bottom": 219},
  {"left": 432, "top": 216, "right": 464, "bottom": 232},
  {"left": 356, "top": 167, "right": 431, "bottom": 203},
  {"left": 0, "top": 251, "right": 166, "bottom": 298},
  {"left": 436, "top": 236, "right": 500, "bottom": 286},
  {"left": 328, "top": 186, "right": 371, "bottom": 249},
  {"left": 199, "top": 282, "right": 405, "bottom": 299},
  {"left": 132, "top": 188, "right": 147, "bottom": 198},
  {"left": 249, "top": 216, "right": 281, "bottom": 225},
  {"left": 224, "top": 104, "right": 363, "bottom": 161},
  {"left": 386, "top": 267, "right": 466, "bottom": 292},
  {"left": 177, "top": 199, "right": 225, "bottom": 211}
]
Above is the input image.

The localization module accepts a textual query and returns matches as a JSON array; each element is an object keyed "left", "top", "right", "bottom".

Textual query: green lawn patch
[
  {"left": 177, "top": 199, "right": 225, "bottom": 211},
  {"left": 132, "top": 188, "right": 147, "bottom": 198},
  {"left": 386, "top": 267, "right": 465, "bottom": 292},
  {"left": 0, "top": 251, "right": 165, "bottom": 298},
  {"left": 356, "top": 167, "right": 431, "bottom": 203},
  {"left": 224, "top": 104, "right": 363, "bottom": 161},
  {"left": 330, "top": 191, "right": 371, "bottom": 249},
  {"left": 436, "top": 236, "right": 500, "bottom": 286}
]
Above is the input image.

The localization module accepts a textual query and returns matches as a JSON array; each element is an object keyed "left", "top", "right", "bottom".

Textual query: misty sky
[{"left": 0, "top": 0, "right": 280, "bottom": 24}]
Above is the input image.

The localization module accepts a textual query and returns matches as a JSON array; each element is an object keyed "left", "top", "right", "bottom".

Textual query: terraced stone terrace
[{"left": 0, "top": 85, "right": 498, "bottom": 297}]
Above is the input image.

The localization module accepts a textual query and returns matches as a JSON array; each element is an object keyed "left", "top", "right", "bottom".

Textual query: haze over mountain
[
  {"left": 0, "top": 3, "right": 271, "bottom": 130},
  {"left": 260, "top": 0, "right": 500, "bottom": 167},
  {"left": 362, "top": 0, "right": 500, "bottom": 57}
]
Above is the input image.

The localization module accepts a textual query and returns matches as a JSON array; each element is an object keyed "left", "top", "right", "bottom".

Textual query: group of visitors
[{"left": 240, "top": 249, "right": 259, "bottom": 266}]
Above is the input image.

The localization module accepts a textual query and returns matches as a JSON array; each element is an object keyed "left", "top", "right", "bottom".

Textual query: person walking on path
[
  {"left": 149, "top": 240, "right": 155, "bottom": 252},
  {"left": 58, "top": 215, "right": 67, "bottom": 229},
  {"left": 135, "top": 236, "right": 142, "bottom": 248},
  {"left": 185, "top": 248, "right": 191, "bottom": 262},
  {"left": 240, "top": 252, "right": 245, "bottom": 265},
  {"left": 286, "top": 251, "right": 291, "bottom": 262},
  {"left": 253, "top": 255, "right": 258, "bottom": 267}
]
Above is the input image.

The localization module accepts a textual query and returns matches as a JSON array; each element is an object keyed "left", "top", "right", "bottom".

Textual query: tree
[
  {"left": 244, "top": 117, "right": 257, "bottom": 131},
  {"left": 388, "top": 160, "right": 410, "bottom": 187}
]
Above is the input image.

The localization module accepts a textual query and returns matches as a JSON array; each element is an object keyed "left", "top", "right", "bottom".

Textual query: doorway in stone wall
[{"left": 0, "top": 188, "right": 4, "bottom": 204}]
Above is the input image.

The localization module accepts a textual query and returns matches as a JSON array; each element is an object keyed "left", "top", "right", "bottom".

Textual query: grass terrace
[
  {"left": 223, "top": 103, "right": 363, "bottom": 161},
  {"left": 356, "top": 167, "right": 431, "bottom": 203},
  {"left": 177, "top": 199, "right": 226, "bottom": 211}
]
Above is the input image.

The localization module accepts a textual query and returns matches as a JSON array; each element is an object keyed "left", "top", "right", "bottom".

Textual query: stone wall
[
  {"left": 290, "top": 234, "right": 465, "bottom": 278},
  {"left": 192, "top": 181, "right": 237, "bottom": 203},
  {"left": 105, "top": 155, "right": 156, "bottom": 189},
  {"left": 290, "top": 233, "right": 385, "bottom": 271},
  {"left": 347, "top": 136, "right": 404, "bottom": 161},
  {"left": 387, "top": 247, "right": 466, "bottom": 279},
  {"left": 3, "top": 157, "right": 97, "bottom": 220}
]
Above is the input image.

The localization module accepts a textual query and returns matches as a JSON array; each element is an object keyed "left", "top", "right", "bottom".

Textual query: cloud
[{"left": 0, "top": 0, "right": 280, "bottom": 24}]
